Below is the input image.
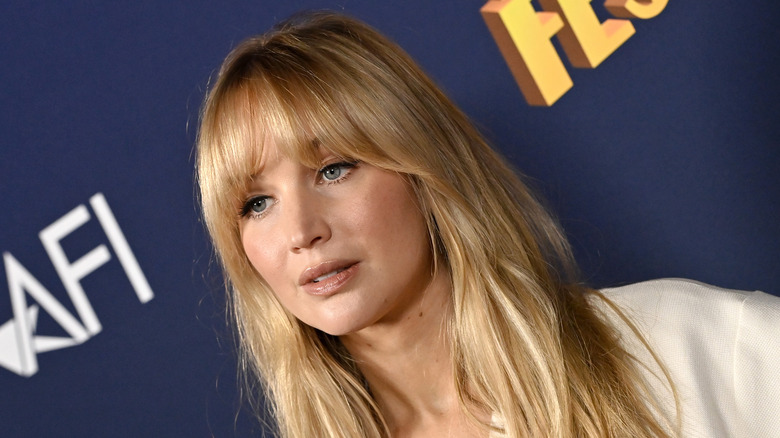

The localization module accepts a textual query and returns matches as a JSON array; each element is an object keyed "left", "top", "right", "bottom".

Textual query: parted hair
[{"left": 196, "top": 11, "right": 677, "bottom": 438}]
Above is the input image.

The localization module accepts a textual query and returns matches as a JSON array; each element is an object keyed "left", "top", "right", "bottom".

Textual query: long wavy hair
[{"left": 197, "top": 11, "right": 676, "bottom": 438}]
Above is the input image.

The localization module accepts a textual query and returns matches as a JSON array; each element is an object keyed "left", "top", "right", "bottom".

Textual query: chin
[
  {"left": 308, "top": 318, "right": 371, "bottom": 337},
  {"left": 303, "top": 304, "right": 377, "bottom": 337},
  {"left": 315, "top": 324, "right": 361, "bottom": 337}
]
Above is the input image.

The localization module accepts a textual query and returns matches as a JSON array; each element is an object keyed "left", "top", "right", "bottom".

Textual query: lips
[
  {"left": 312, "top": 268, "right": 347, "bottom": 283},
  {"left": 299, "top": 260, "right": 359, "bottom": 296}
]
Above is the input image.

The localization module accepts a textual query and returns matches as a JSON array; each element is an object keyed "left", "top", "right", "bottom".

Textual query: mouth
[
  {"left": 299, "top": 260, "right": 359, "bottom": 286},
  {"left": 312, "top": 267, "right": 349, "bottom": 283},
  {"left": 299, "top": 260, "right": 359, "bottom": 296}
]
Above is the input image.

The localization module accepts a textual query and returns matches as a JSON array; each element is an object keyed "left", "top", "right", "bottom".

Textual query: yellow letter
[
  {"left": 604, "top": 0, "right": 669, "bottom": 19},
  {"left": 481, "top": 0, "right": 573, "bottom": 106},
  {"left": 538, "top": 0, "right": 635, "bottom": 68}
]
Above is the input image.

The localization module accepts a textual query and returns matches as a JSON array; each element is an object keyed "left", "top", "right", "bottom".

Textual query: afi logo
[{"left": 1, "top": 193, "right": 154, "bottom": 377}]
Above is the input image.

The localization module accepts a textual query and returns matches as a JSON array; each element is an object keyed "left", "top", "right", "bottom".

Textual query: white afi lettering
[{"left": 0, "top": 193, "right": 154, "bottom": 377}]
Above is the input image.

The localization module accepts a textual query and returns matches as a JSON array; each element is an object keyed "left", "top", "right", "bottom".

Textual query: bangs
[
  {"left": 202, "top": 57, "right": 405, "bottom": 215},
  {"left": 198, "top": 17, "right": 450, "bottom": 231}
]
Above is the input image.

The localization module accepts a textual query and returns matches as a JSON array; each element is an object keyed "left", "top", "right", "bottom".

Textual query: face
[{"left": 239, "top": 139, "right": 437, "bottom": 336}]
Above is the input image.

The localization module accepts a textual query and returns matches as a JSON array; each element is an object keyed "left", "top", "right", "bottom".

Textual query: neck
[{"left": 340, "top": 269, "right": 482, "bottom": 436}]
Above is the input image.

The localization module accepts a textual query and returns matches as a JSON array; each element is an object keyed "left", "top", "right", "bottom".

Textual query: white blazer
[{"left": 490, "top": 279, "right": 780, "bottom": 437}]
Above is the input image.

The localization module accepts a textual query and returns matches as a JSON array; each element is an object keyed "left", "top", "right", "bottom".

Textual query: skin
[{"left": 239, "top": 139, "right": 486, "bottom": 437}]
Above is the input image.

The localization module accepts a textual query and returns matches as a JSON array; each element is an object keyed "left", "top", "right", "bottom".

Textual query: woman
[{"left": 196, "top": 11, "right": 779, "bottom": 438}]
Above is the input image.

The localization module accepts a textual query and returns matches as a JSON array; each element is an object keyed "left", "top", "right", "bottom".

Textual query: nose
[{"left": 283, "top": 187, "right": 331, "bottom": 252}]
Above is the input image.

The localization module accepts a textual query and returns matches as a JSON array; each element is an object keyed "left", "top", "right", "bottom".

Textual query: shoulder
[
  {"left": 593, "top": 278, "right": 780, "bottom": 436},
  {"left": 597, "top": 278, "right": 779, "bottom": 345},
  {"left": 600, "top": 277, "right": 764, "bottom": 315}
]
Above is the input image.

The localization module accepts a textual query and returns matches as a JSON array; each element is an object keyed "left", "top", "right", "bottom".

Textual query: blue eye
[
  {"left": 241, "top": 196, "right": 270, "bottom": 217},
  {"left": 322, "top": 165, "right": 343, "bottom": 181},
  {"left": 250, "top": 198, "right": 267, "bottom": 212},
  {"left": 320, "top": 162, "right": 356, "bottom": 182}
]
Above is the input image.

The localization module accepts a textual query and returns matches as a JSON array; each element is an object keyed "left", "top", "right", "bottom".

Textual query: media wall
[{"left": 1, "top": 1, "right": 777, "bottom": 436}]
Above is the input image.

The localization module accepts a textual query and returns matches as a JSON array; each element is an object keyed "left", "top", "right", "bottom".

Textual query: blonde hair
[{"left": 197, "top": 11, "right": 677, "bottom": 438}]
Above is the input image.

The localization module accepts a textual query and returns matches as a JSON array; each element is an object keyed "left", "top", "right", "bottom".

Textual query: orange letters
[{"left": 481, "top": 0, "right": 668, "bottom": 106}]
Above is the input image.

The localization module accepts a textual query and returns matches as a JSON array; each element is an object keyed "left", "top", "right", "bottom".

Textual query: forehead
[
  {"left": 210, "top": 69, "right": 404, "bottom": 201},
  {"left": 248, "top": 136, "right": 328, "bottom": 180},
  {"left": 213, "top": 83, "right": 319, "bottom": 178}
]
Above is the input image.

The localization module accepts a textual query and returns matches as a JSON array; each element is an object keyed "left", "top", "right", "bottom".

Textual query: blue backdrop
[{"left": 1, "top": 1, "right": 777, "bottom": 436}]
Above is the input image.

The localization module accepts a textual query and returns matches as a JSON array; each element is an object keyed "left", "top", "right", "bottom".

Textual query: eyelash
[
  {"left": 318, "top": 161, "right": 357, "bottom": 185},
  {"left": 239, "top": 161, "right": 359, "bottom": 219},
  {"left": 239, "top": 195, "right": 271, "bottom": 219}
]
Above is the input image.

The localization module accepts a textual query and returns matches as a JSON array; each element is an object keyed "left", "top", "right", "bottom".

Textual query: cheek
[
  {"left": 344, "top": 186, "right": 402, "bottom": 239},
  {"left": 357, "top": 178, "right": 429, "bottom": 252},
  {"left": 241, "top": 226, "right": 284, "bottom": 280}
]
